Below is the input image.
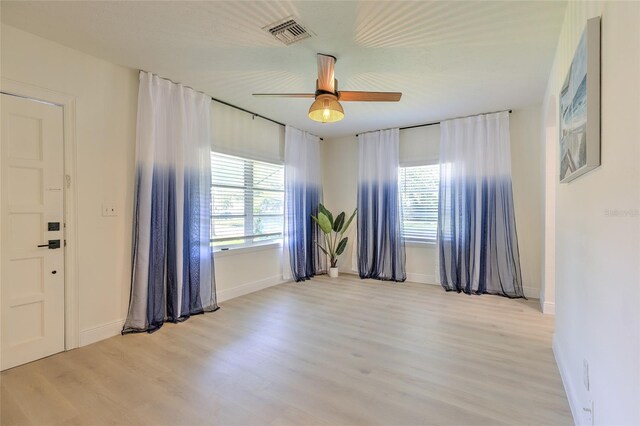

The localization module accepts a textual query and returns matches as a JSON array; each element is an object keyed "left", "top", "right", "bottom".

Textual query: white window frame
[
  {"left": 399, "top": 161, "right": 440, "bottom": 245},
  {"left": 211, "top": 152, "right": 284, "bottom": 252}
]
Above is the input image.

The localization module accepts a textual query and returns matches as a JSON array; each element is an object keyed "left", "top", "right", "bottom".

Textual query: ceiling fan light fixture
[{"left": 308, "top": 94, "right": 344, "bottom": 123}]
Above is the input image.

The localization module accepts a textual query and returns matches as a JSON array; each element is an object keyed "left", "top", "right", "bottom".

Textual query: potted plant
[{"left": 311, "top": 204, "right": 357, "bottom": 278}]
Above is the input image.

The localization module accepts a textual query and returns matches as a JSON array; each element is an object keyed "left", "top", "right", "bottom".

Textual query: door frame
[{"left": 1, "top": 78, "right": 80, "bottom": 351}]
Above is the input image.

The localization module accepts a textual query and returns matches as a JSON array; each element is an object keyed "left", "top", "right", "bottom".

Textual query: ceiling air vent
[{"left": 264, "top": 17, "right": 311, "bottom": 45}]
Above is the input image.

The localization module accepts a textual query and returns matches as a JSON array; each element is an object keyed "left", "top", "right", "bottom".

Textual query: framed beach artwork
[{"left": 559, "top": 16, "right": 601, "bottom": 183}]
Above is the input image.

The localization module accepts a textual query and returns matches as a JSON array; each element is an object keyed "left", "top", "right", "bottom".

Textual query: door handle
[{"left": 37, "top": 240, "right": 61, "bottom": 249}]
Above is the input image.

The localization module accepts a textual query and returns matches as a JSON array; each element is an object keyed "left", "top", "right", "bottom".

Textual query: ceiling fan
[{"left": 252, "top": 53, "right": 402, "bottom": 123}]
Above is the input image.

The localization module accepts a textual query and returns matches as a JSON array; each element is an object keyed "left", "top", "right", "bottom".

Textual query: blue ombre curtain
[
  {"left": 284, "top": 126, "right": 325, "bottom": 282},
  {"left": 438, "top": 111, "right": 524, "bottom": 298},
  {"left": 357, "top": 129, "right": 406, "bottom": 282},
  {"left": 123, "top": 72, "right": 217, "bottom": 333}
]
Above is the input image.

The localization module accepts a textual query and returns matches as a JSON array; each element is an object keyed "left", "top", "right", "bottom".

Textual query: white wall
[
  {"left": 210, "top": 101, "right": 287, "bottom": 302},
  {"left": 321, "top": 106, "right": 543, "bottom": 298},
  {"left": 510, "top": 106, "right": 544, "bottom": 299},
  {"left": 399, "top": 126, "right": 441, "bottom": 284},
  {"left": 0, "top": 24, "right": 289, "bottom": 347},
  {"left": 211, "top": 101, "right": 284, "bottom": 164},
  {"left": 542, "top": 3, "right": 640, "bottom": 425},
  {"left": 1, "top": 24, "right": 138, "bottom": 345},
  {"left": 321, "top": 135, "right": 359, "bottom": 273}
]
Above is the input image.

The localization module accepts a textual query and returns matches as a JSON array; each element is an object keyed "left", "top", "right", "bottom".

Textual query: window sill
[
  {"left": 213, "top": 240, "right": 282, "bottom": 258},
  {"left": 405, "top": 240, "right": 437, "bottom": 248}
]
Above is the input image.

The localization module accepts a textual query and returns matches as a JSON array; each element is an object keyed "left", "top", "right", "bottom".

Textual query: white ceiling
[{"left": 1, "top": 1, "right": 567, "bottom": 138}]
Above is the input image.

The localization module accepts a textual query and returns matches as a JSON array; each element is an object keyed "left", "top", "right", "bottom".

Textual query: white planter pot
[{"left": 328, "top": 267, "right": 339, "bottom": 278}]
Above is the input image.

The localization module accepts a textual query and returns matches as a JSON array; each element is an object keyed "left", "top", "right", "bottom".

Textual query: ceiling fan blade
[
  {"left": 252, "top": 93, "right": 315, "bottom": 98},
  {"left": 317, "top": 53, "right": 336, "bottom": 93},
  {"left": 338, "top": 91, "right": 402, "bottom": 102}
]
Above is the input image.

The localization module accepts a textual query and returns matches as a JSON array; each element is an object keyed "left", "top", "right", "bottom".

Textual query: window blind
[
  {"left": 211, "top": 152, "right": 284, "bottom": 248},
  {"left": 399, "top": 164, "right": 440, "bottom": 242}
]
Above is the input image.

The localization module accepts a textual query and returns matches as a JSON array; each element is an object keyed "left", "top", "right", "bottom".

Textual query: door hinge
[{"left": 65, "top": 174, "right": 71, "bottom": 188}]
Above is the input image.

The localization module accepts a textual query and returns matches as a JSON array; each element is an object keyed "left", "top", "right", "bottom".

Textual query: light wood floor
[{"left": 1, "top": 275, "right": 572, "bottom": 426}]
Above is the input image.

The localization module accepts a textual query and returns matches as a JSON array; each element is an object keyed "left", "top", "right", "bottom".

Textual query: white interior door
[{"left": 1, "top": 94, "right": 65, "bottom": 371}]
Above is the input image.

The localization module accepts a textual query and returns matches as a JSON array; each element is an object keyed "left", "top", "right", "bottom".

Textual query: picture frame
[{"left": 559, "top": 16, "right": 601, "bottom": 183}]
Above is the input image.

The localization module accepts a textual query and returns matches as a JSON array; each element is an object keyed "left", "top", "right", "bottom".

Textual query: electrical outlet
[
  {"left": 102, "top": 203, "right": 117, "bottom": 217},
  {"left": 583, "top": 359, "right": 590, "bottom": 391},
  {"left": 583, "top": 400, "right": 594, "bottom": 426}
]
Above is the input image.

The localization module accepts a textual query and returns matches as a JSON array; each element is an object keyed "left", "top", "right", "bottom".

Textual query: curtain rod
[
  {"left": 355, "top": 109, "right": 512, "bottom": 137},
  {"left": 210, "top": 97, "right": 323, "bottom": 141},
  {"left": 138, "top": 70, "right": 323, "bottom": 140},
  {"left": 211, "top": 97, "right": 283, "bottom": 127},
  {"left": 211, "top": 98, "right": 324, "bottom": 141}
]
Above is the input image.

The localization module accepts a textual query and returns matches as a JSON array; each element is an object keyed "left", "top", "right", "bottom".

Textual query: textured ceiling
[{"left": 1, "top": 1, "right": 567, "bottom": 138}]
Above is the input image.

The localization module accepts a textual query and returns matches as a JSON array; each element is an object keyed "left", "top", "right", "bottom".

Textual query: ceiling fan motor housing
[{"left": 315, "top": 79, "right": 339, "bottom": 99}]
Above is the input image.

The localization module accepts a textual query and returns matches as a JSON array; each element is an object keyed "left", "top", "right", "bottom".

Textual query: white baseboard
[
  {"left": 406, "top": 274, "right": 541, "bottom": 300},
  {"left": 77, "top": 276, "right": 286, "bottom": 347},
  {"left": 339, "top": 265, "right": 358, "bottom": 274},
  {"left": 217, "top": 274, "right": 288, "bottom": 303},
  {"left": 523, "top": 285, "right": 540, "bottom": 300},
  {"left": 406, "top": 272, "right": 439, "bottom": 285},
  {"left": 543, "top": 300, "right": 556, "bottom": 315},
  {"left": 553, "top": 334, "right": 579, "bottom": 425},
  {"left": 340, "top": 270, "right": 439, "bottom": 285},
  {"left": 79, "top": 318, "right": 125, "bottom": 347}
]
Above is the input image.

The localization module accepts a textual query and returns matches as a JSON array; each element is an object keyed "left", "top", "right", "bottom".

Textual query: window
[
  {"left": 211, "top": 152, "right": 284, "bottom": 249},
  {"left": 399, "top": 164, "right": 440, "bottom": 243}
]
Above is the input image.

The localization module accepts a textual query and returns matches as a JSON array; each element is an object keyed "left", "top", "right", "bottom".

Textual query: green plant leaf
[
  {"left": 336, "top": 237, "right": 348, "bottom": 255},
  {"left": 318, "top": 203, "right": 333, "bottom": 227},
  {"left": 315, "top": 212, "right": 333, "bottom": 234},
  {"left": 333, "top": 212, "right": 345, "bottom": 232},
  {"left": 316, "top": 243, "right": 329, "bottom": 257},
  {"left": 311, "top": 214, "right": 320, "bottom": 228},
  {"left": 341, "top": 208, "right": 357, "bottom": 234}
]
